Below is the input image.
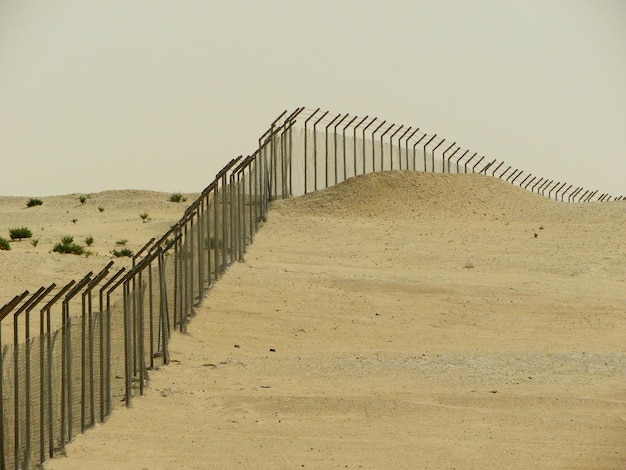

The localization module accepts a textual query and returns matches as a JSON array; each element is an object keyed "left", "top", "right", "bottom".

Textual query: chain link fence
[{"left": 1, "top": 107, "right": 622, "bottom": 469}]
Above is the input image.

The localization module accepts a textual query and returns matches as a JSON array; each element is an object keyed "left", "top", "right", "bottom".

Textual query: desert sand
[{"left": 2, "top": 172, "right": 625, "bottom": 469}]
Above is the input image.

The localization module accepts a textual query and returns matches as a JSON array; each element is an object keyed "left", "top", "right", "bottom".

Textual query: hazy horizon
[{"left": 1, "top": 1, "right": 624, "bottom": 197}]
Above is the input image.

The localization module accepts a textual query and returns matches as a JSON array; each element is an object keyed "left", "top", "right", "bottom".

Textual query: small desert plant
[
  {"left": 79, "top": 195, "right": 87, "bottom": 205},
  {"left": 464, "top": 261, "right": 475, "bottom": 269},
  {"left": 115, "top": 239, "right": 128, "bottom": 246},
  {"left": 85, "top": 235, "right": 94, "bottom": 246},
  {"left": 0, "top": 237, "right": 11, "bottom": 251},
  {"left": 9, "top": 227, "right": 33, "bottom": 241},
  {"left": 139, "top": 212, "right": 151, "bottom": 223},
  {"left": 169, "top": 192, "right": 186, "bottom": 203},
  {"left": 72, "top": 218, "right": 78, "bottom": 224},
  {"left": 111, "top": 248, "right": 133, "bottom": 258},
  {"left": 31, "top": 238, "right": 39, "bottom": 247},
  {"left": 98, "top": 206, "right": 105, "bottom": 213},
  {"left": 26, "top": 198, "right": 43, "bottom": 208},
  {"left": 208, "top": 236, "right": 223, "bottom": 249},
  {"left": 53, "top": 235, "right": 85, "bottom": 255}
]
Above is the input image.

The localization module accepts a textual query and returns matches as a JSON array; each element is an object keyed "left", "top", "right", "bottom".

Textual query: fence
[{"left": 0, "top": 107, "right": 622, "bottom": 469}]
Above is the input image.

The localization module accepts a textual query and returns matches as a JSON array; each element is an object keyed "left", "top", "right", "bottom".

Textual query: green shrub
[
  {"left": 79, "top": 196, "right": 87, "bottom": 205},
  {"left": 139, "top": 212, "right": 151, "bottom": 222},
  {"left": 85, "top": 235, "right": 94, "bottom": 246},
  {"left": 169, "top": 192, "right": 186, "bottom": 203},
  {"left": 112, "top": 248, "right": 133, "bottom": 258},
  {"left": 53, "top": 236, "right": 85, "bottom": 255},
  {"left": 31, "top": 238, "right": 39, "bottom": 247},
  {"left": 208, "top": 236, "right": 222, "bottom": 249},
  {"left": 98, "top": 206, "right": 105, "bottom": 213},
  {"left": 0, "top": 237, "right": 10, "bottom": 251},
  {"left": 9, "top": 227, "right": 32, "bottom": 241},
  {"left": 26, "top": 198, "right": 43, "bottom": 208},
  {"left": 115, "top": 239, "right": 128, "bottom": 246}
]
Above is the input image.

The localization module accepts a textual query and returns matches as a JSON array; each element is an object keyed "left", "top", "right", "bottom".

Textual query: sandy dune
[{"left": 2, "top": 172, "right": 625, "bottom": 469}]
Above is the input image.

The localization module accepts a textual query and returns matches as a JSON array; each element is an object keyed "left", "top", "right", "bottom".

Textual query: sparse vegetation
[
  {"left": 112, "top": 248, "right": 133, "bottom": 258},
  {"left": 31, "top": 238, "right": 39, "bottom": 247},
  {"left": 85, "top": 235, "right": 94, "bottom": 246},
  {"left": 9, "top": 227, "right": 33, "bottom": 241},
  {"left": 26, "top": 198, "right": 43, "bottom": 208},
  {"left": 72, "top": 218, "right": 78, "bottom": 224},
  {"left": 53, "top": 235, "right": 85, "bottom": 255},
  {"left": 79, "top": 195, "right": 87, "bottom": 205},
  {"left": 169, "top": 192, "right": 186, "bottom": 203},
  {"left": 208, "top": 236, "right": 223, "bottom": 249},
  {"left": 464, "top": 261, "right": 475, "bottom": 269},
  {"left": 140, "top": 212, "right": 151, "bottom": 223},
  {"left": 115, "top": 239, "right": 128, "bottom": 246},
  {"left": 98, "top": 206, "right": 105, "bottom": 213},
  {"left": 0, "top": 237, "right": 10, "bottom": 251}
]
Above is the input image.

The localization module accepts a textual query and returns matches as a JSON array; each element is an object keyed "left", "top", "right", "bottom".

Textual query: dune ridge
[{"left": 36, "top": 171, "right": 626, "bottom": 469}]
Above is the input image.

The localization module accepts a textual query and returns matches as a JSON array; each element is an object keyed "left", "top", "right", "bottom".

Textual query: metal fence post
[
  {"left": 422, "top": 135, "right": 437, "bottom": 172},
  {"left": 445, "top": 146, "right": 461, "bottom": 173},
  {"left": 370, "top": 120, "right": 387, "bottom": 173},
  {"left": 441, "top": 142, "right": 456, "bottom": 174},
  {"left": 312, "top": 111, "right": 329, "bottom": 192},
  {"left": 396, "top": 126, "right": 412, "bottom": 171},
  {"left": 464, "top": 153, "right": 477, "bottom": 173},
  {"left": 404, "top": 128, "right": 420, "bottom": 171},
  {"left": 379, "top": 123, "right": 394, "bottom": 172},
  {"left": 333, "top": 114, "right": 349, "bottom": 185},
  {"left": 304, "top": 109, "right": 320, "bottom": 195},
  {"left": 455, "top": 150, "right": 470, "bottom": 174},
  {"left": 13, "top": 287, "right": 46, "bottom": 468},
  {"left": 361, "top": 117, "right": 377, "bottom": 176},
  {"left": 352, "top": 116, "right": 369, "bottom": 177},
  {"left": 324, "top": 114, "right": 341, "bottom": 188},
  {"left": 0, "top": 291, "right": 30, "bottom": 470},
  {"left": 342, "top": 115, "right": 358, "bottom": 181}
]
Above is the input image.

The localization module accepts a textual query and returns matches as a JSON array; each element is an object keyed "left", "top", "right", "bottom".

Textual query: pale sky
[{"left": 1, "top": 0, "right": 624, "bottom": 197}]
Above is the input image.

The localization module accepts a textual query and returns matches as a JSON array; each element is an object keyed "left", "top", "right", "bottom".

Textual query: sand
[
  {"left": 0, "top": 190, "right": 197, "bottom": 311},
  {"left": 2, "top": 172, "right": 625, "bottom": 469}
]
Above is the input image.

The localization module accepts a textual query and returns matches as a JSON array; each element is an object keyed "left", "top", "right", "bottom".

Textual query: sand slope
[{"left": 12, "top": 171, "right": 626, "bottom": 469}]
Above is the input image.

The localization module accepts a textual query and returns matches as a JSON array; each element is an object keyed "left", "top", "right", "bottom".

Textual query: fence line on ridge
[{"left": 0, "top": 106, "right": 622, "bottom": 469}]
